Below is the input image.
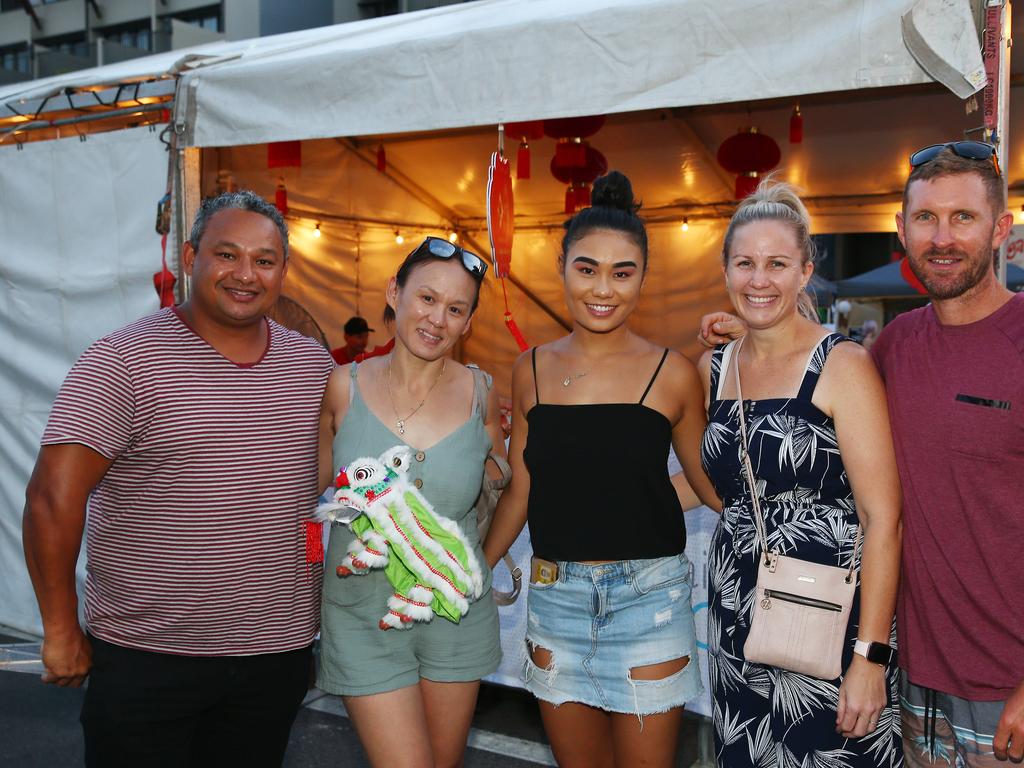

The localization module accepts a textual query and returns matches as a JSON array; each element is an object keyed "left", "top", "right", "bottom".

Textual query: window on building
[
  {"left": 100, "top": 21, "right": 152, "bottom": 52},
  {"left": 0, "top": 43, "right": 31, "bottom": 73},
  {"left": 171, "top": 5, "right": 222, "bottom": 33}
]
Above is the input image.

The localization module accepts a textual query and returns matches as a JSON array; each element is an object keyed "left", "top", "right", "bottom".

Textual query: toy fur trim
[{"left": 317, "top": 446, "right": 485, "bottom": 630}]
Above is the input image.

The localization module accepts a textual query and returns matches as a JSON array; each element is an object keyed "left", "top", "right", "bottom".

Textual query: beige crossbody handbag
[{"left": 730, "top": 338, "right": 861, "bottom": 680}]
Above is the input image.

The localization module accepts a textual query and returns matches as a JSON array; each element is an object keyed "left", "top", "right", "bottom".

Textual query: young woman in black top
[{"left": 484, "top": 171, "right": 721, "bottom": 767}]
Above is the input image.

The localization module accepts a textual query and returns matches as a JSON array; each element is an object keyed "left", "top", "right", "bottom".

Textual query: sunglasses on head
[
  {"left": 909, "top": 141, "right": 1000, "bottom": 176},
  {"left": 411, "top": 236, "right": 488, "bottom": 278}
]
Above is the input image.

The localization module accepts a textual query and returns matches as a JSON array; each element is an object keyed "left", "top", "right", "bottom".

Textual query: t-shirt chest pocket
[{"left": 948, "top": 390, "right": 1020, "bottom": 460}]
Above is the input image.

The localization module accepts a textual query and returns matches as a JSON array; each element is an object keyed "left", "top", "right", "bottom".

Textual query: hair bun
[{"left": 590, "top": 171, "right": 640, "bottom": 214}]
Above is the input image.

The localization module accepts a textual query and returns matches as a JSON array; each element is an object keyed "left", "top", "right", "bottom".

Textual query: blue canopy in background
[{"left": 836, "top": 260, "right": 1024, "bottom": 298}]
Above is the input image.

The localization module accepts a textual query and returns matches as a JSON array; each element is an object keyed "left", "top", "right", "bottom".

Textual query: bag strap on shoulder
[{"left": 730, "top": 337, "right": 862, "bottom": 580}]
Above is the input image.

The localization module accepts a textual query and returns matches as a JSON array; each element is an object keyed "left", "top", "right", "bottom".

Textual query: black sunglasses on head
[
  {"left": 909, "top": 141, "right": 1001, "bottom": 176},
  {"left": 411, "top": 236, "right": 488, "bottom": 278}
]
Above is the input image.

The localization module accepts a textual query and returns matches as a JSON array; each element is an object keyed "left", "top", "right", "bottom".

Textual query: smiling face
[
  {"left": 724, "top": 219, "right": 813, "bottom": 330},
  {"left": 562, "top": 229, "right": 645, "bottom": 333},
  {"left": 182, "top": 208, "right": 287, "bottom": 329},
  {"left": 897, "top": 173, "right": 1011, "bottom": 301},
  {"left": 386, "top": 259, "right": 477, "bottom": 360}
]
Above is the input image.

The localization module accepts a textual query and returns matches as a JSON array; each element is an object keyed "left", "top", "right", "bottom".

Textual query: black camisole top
[{"left": 523, "top": 347, "right": 686, "bottom": 561}]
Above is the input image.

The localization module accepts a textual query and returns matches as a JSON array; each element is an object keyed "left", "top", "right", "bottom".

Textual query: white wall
[{"left": 0, "top": 126, "right": 168, "bottom": 635}]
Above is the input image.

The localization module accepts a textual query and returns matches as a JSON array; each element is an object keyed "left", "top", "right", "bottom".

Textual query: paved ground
[{"left": 0, "top": 633, "right": 710, "bottom": 767}]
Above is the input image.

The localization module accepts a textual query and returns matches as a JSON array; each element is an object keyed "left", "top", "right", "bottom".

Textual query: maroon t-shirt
[{"left": 872, "top": 293, "right": 1024, "bottom": 700}]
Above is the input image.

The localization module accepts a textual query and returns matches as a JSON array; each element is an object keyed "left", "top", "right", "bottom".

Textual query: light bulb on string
[
  {"left": 448, "top": 231, "right": 458, "bottom": 243},
  {"left": 313, "top": 223, "right": 322, "bottom": 239},
  {"left": 681, "top": 217, "right": 690, "bottom": 232},
  {"left": 395, "top": 230, "right": 405, "bottom": 245}
]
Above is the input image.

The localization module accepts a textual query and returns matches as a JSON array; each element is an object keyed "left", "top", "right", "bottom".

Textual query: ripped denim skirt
[{"left": 522, "top": 553, "right": 703, "bottom": 718}]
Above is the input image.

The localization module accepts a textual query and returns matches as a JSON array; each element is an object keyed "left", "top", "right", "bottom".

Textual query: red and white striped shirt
[{"left": 42, "top": 308, "right": 334, "bottom": 656}]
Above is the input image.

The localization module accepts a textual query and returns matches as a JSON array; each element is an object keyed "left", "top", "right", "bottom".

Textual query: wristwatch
[{"left": 854, "top": 639, "right": 895, "bottom": 666}]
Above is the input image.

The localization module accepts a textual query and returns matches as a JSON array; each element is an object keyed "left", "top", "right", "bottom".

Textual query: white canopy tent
[{"left": 0, "top": 0, "right": 1014, "bottom": 712}]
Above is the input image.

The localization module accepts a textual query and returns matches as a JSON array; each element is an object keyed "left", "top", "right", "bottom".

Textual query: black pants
[{"left": 81, "top": 635, "right": 312, "bottom": 768}]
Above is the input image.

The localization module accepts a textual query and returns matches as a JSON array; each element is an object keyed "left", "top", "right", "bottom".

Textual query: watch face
[{"left": 866, "top": 643, "right": 894, "bottom": 665}]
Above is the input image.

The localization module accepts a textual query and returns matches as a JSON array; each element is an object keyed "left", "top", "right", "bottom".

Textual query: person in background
[
  {"left": 860, "top": 318, "right": 879, "bottom": 351},
  {"left": 484, "top": 171, "right": 719, "bottom": 768},
  {"left": 317, "top": 236, "right": 505, "bottom": 768},
  {"left": 23, "top": 191, "right": 333, "bottom": 767},
  {"left": 698, "top": 179, "right": 903, "bottom": 767},
  {"left": 331, "top": 315, "right": 374, "bottom": 365}
]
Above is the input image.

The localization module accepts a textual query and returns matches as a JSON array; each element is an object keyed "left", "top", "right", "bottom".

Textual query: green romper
[{"left": 317, "top": 363, "right": 502, "bottom": 696}]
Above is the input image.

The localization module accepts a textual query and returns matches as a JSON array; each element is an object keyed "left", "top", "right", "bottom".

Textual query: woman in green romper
[{"left": 316, "top": 237, "right": 505, "bottom": 767}]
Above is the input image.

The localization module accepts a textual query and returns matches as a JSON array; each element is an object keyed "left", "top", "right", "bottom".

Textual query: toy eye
[
  {"left": 354, "top": 467, "right": 371, "bottom": 482},
  {"left": 392, "top": 456, "right": 402, "bottom": 467}
]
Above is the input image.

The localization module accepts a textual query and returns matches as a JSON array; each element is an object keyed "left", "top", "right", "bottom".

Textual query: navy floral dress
[{"left": 701, "top": 335, "right": 902, "bottom": 768}]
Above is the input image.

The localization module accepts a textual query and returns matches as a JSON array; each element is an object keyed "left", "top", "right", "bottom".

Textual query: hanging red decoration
[
  {"left": 267, "top": 141, "right": 301, "bottom": 168},
  {"left": 152, "top": 267, "right": 176, "bottom": 308},
  {"left": 305, "top": 521, "right": 324, "bottom": 565},
  {"left": 376, "top": 142, "right": 387, "bottom": 173},
  {"left": 551, "top": 143, "right": 608, "bottom": 214},
  {"left": 505, "top": 120, "right": 545, "bottom": 180},
  {"left": 486, "top": 147, "right": 529, "bottom": 352},
  {"left": 789, "top": 104, "right": 804, "bottom": 144},
  {"left": 487, "top": 150, "right": 514, "bottom": 278},
  {"left": 544, "top": 116, "right": 606, "bottom": 169},
  {"left": 274, "top": 181, "right": 288, "bottom": 216},
  {"left": 717, "top": 127, "right": 781, "bottom": 199},
  {"left": 899, "top": 257, "right": 929, "bottom": 295}
]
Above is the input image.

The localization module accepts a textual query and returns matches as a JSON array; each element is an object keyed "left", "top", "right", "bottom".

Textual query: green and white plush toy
[{"left": 317, "top": 446, "right": 484, "bottom": 630}]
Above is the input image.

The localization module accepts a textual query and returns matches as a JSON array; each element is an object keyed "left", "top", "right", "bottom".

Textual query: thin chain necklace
[
  {"left": 387, "top": 358, "right": 446, "bottom": 435},
  {"left": 562, "top": 371, "right": 588, "bottom": 387}
]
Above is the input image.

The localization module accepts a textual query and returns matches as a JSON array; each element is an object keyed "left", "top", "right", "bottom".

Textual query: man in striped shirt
[{"left": 23, "top": 191, "right": 335, "bottom": 767}]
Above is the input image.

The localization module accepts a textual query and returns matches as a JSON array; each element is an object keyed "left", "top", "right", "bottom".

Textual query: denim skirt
[{"left": 522, "top": 553, "right": 703, "bottom": 717}]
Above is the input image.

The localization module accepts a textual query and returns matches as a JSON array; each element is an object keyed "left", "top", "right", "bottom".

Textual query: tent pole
[
  {"left": 989, "top": 0, "right": 1011, "bottom": 286},
  {"left": 174, "top": 146, "right": 201, "bottom": 301},
  {"left": 337, "top": 137, "right": 571, "bottom": 331}
]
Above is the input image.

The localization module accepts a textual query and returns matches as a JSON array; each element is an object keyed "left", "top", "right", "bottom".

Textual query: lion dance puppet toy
[{"left": 316, "top": 446, "right": 484, "bottom": 630}]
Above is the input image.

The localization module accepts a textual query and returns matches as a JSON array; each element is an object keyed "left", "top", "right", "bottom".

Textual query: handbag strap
[{"left": 729, "top": 338, "right": 862, "bottom": 581}]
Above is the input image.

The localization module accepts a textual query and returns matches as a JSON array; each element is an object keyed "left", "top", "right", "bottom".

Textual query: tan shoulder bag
[{"left": 730, "top": 338, "right": 860, "bottom": 680}]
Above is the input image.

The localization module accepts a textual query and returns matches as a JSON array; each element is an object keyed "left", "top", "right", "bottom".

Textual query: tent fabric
[
  {"left": 836, "top": 259, "right": 1024, "bottom": 297},
  {"left": 0, "top": 127, "right": 168, "bottom": 637},
  {"left": 175, "top": 0, "right": 934, "bottom": 148}
]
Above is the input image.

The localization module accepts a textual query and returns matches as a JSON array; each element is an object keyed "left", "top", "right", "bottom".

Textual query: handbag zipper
[{"left": 762, "top": 589, "right": 842, "bottom": 612}]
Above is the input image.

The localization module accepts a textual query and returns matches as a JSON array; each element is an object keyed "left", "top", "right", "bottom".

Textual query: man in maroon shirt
[
  {"left": 701, "top": 144, "right": 1023, "bottom": 765},
  {"left": 871, "top": 144, "right": 1023, "bottom": 766}
]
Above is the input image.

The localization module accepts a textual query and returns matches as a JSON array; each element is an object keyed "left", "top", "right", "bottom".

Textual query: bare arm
[
  {"left": 483, "top": 352, "right": 531, "bottom": 569},
  {"left": 818, "top": 343, "right": 902, "bottom": 739},
  {"left": 481, "top": 378, "right": 509, "bottom": 477},
  {"left": 669, "top": 353, "right": 722, "bottom": 514},
  {"left": 318, "top": 365, "right": 351, "bottom": 490},
  {"left": 995, "top": 679, "right": 1024, "bottom": 761},
  {"left": 698, "top": 311, "right": 746, "bottom": 347},
  {"left": 23, "top": 443, "right": 114, "bottom": 687}
]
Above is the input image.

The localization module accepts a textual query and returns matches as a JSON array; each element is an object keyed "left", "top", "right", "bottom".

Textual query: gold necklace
[{"left": 387, "top": 358, "right": 446, "bottom": 435}]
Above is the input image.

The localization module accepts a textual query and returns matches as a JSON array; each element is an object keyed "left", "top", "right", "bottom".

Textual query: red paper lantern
[
  {"left": 267, "top": 141, "right": 301, "bottom": 169},
  {"left": 544, "top": 116, "right": 606, "bottom": 169},
  {"left": 551, "top": 144, "right": 607, "bottom": 214},
  {"left": 544, "top": 115, "right": 606, "bottom": 140},
  {"left": 717, "top": 127, "right": 781, "bottom": 199},
  {"left": 505, "top": 121, "right": 545, "bottom": 180}
]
